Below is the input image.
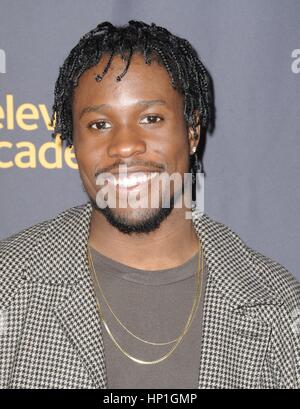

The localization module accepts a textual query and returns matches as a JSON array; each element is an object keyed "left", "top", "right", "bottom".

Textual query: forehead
[{"left": 72, "top": 52, "right": 184, "bottom": 112}]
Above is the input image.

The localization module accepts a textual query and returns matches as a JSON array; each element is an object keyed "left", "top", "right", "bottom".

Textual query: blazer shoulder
[
  {"left": 0, "top": 219, "right": 50, "bottom": 265},
  {"left": 0, "top": 203, "right": 87, "bottom": 254},
  {"left": 248, "top": 245, "right": 300, "bottom": 308},
  {"left": 0, "top": 205, "right": 86, "bottom": 297},
  {"left": 202, "top": 213, "right": 300, "bottom": 307}
]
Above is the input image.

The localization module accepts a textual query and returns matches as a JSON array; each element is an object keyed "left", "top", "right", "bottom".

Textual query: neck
[{"left": 88, "top": 206, "right": 199, "bottom": 271}]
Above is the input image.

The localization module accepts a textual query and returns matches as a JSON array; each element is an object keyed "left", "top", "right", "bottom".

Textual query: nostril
[{"left": 107, "top": 139, "right": 147, "bottom": 158}]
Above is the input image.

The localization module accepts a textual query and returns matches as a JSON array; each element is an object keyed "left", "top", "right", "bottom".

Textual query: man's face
[{"left": 72, "top": 52, "right": 196, "bottom": 234}]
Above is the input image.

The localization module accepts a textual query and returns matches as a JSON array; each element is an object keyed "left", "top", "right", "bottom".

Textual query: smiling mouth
[{"left": 110, "top": 172, "right": 160, "bottom": 190}]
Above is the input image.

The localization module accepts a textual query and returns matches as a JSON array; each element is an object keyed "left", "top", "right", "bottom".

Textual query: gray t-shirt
[{"left": 89, "top": 245, "right": 208, "bottom": 389}]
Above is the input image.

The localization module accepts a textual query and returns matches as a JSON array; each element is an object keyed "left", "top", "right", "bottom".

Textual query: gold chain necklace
[
  {"left": 87, "top": 243, "right": 203, "bottom": 346},
  {"left": 87, "top": 242, "right": 203, "bottom": 365}
]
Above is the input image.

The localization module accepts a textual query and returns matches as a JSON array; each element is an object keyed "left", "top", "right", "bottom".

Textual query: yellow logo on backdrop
[{"left": 0, "top": 94, "right": 78, "bottom": 169}]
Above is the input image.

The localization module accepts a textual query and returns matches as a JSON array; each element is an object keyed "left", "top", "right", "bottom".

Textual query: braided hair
[{"left": 50, "top": 20, "right": 214, "bottom": 180}]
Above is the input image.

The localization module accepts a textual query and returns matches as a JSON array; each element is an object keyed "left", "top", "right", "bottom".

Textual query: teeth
[{"left": 114, "top": 173, "right": 157, "bottom": 188}]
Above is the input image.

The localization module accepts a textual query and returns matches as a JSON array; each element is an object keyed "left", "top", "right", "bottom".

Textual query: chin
[{"left": 90, "top": 198, "right": 175, "bottom": 235}]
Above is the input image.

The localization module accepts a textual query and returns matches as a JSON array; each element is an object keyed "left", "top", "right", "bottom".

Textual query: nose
[{"left": 107, "top": 125, "right": 146, "bottom": 158}]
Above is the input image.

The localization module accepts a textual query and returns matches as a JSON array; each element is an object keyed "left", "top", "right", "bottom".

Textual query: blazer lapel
[
  {"left": 192, "top": 211, "right": 284, "bottom": 388},
  {"left": 29, "top": 202, "right": 108, "bottom": 388},
  {"left": 53, "top": 274, "right": 108, "bottom": 389},
  {"left": 196, "top": 275, "right": 274, "bottom": 388}
]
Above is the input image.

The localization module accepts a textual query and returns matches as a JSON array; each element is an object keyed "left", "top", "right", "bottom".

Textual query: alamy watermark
[
  {"left": 0, "top": 49, "right": 6, "bottom": 74},
  {"left": 291, "top": 49, "right": 300, "bottom": 74},
  {"left": 0, "top": 310, "right": 8, "bottom": 336},
  {"left": 95, "top": 165, "right": 204, "bottom": 219},
  {"left": 291, "top": 307, "right": 300, "bottom": 336}
]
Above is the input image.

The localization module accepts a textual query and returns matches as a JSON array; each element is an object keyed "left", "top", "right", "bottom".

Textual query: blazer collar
[{"left": 28, "top": 201, "right": 283, "bottom": 309}]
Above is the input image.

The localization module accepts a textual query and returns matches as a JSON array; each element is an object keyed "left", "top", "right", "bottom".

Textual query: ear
[{"left": 188, "top": 110, "right": 201, "bottom": 154}]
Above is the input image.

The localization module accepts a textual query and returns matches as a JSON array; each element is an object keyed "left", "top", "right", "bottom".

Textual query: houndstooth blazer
[{"left": 0, "top": 201, "right": 300, "bottom": 389}]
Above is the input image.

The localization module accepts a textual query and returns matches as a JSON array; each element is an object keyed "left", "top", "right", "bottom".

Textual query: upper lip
[{"left": 109, "top": 167, "right": 162, "bottom": 175}]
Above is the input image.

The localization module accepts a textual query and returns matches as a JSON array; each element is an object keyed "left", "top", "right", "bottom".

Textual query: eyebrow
[{"left": 79, "top": 99, "right": 167, "bottom": 119}]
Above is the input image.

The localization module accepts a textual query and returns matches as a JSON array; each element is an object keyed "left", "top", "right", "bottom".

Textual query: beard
[
  {"left": 88, "top": 193, "right": 175, "bottom": 235},
  {"left": 83, "top": 166, "right": 190, "bottom": 235}
]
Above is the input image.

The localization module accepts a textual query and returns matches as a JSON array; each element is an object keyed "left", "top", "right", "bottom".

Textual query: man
[{"left": 0, "top": 21, "right": 299, "bottom": 389}]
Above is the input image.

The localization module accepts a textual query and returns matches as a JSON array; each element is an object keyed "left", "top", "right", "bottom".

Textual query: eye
[
  {"left": 140, "top": 115, "right": 163, "bottom": 124},
  {"left": 90, "top": 120, "right": 111, "bottom": 130}
]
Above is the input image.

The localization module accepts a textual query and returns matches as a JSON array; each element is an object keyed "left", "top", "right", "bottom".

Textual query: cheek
[
  {"left": 74, "top": 140, "right": 101, "bottom": 178},
  {"left": 165, "top": 126, "right": 190, "bottom": 171},
  {"left": 175, "top": 146, "right": 190, "bottom": 173}
]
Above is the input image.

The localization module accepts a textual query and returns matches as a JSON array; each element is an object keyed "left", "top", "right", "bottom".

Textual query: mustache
[{"left": 95, "top": 159, "right": 166, "bottom": 177}]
